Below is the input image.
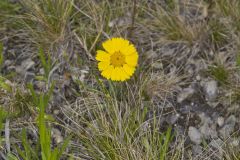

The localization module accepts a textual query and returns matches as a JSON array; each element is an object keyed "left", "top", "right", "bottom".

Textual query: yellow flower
[{"left": 96, "top": 37, "right": 138, "bottom": 81}]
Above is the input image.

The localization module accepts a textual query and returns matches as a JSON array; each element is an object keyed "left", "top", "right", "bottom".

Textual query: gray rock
[
  {"left": 177, "top": 87, "right": 195, "bottom": 103},
  {"left": 174, "top": 125, "right": 185, "bottom": 136},
  {"left": 24, "top": 72, "right": 35, "bottom": 83},
  {"left": 217, "top": 117, "right": 224, "bottom": 127},
  {"left": 8, "top": 65, "right": 16, "bottom": 72},
  {"left": 51, "top": 128, "right": 63, "bottom": 144},
  {"left": 16, "top": 58, "right": 35, "bottom": 75},
  {"left": 199, "top": 113, "right": 218, "bottom": 139},
  {"left": 4, "top": 60, "right": 12, "bottom": 66},
  {"left": 204, "top": 80, "right": 218, "bottom": 102},
  {"left": 166, "top": 113, "right": 180, "bottom": 124},
  {"left": 200, "top": 122, "right": 218, "bottom": 139},
  {"left": 180, "top": 105, "right": 192, "bottom": 113},
  {"left": 21, "top": 58, "right": 35, "bottom": 71},
  {"left": 196, "top": 75, "right": 201, "bottom": 81},
  {"left": 40, "top": 68, "right": 45, "bottom": 75},
  {"left": 192, "top": 145, "right": 202, "bottom": 156},
  {"left": 34, "top": 81, "right": 46, "bottom": 90},
  {"left": 53, "top": 109, "right": 60, "bottom": 115},
  {"left": 188, "top": 126, "right": 202, "bottom": 144},
  {"left": 219, "top": 115, "right": 236, "bottom": 138}
]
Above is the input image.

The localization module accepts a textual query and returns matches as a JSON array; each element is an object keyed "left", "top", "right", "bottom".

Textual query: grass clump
[
  {"left": 223, "top": 144, "right": 240, "bottom": 160},
  {"left": 0, "top": 0, "right": 20, "bottom": 29},
  {"left": 72, "top": 0, "right": 134, "bottom": 58},
  {"left": 141, "top": 1, "right": 206, "bottom": 44},
  {"left": 0, "top": 76, "right": 35, "bottom": 117},
  {"left": 209, "top": 64, "right": 229, "bottom": 84},
  {"left": 215, "top": 0, "right": 240, "bottom": 32},
  {"left": 15, "top": 84, "right": 71, "bottom": 160},
  {"left": 0, "top": 73, "right": 71, "bottom": 159},
  {"left": 63, "top": 82, "right": 181, "bottom": 160},
  {"left": 236, "top": 52, "right": 240, "bottom": 68},
  {"left": 0, "top": 43, "right": 3, "bottom": 70},
  {"left": 0, "top": 107, "right": 8, "bottom": 148},
  {"left": 19, "top": 0, "right": 73, "bottom": 49},
  {"left": 37, "top": 48, "right": 53, "bottom": 83},
  {"left": 208, "top": 18, "right": 229, "bottom": 47}
]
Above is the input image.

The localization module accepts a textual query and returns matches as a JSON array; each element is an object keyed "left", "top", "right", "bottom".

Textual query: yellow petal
[
  {"left": 102, "top": 38, "right": 131, "bottom": 54},
  {"left": 119, "top": 67, "right": 129, "bottom": 81},
  {"left": 110, "top": 67, "right": 117, "bottom": 81},
  {"left": 98, "top": 61, "right": 110, "bottom": 71},
  {"left": 102, "top": 39, "right": 115, "bottom": 53},
  {"left": 111, "top": 67, "right": 122, "bottom": 81},
  {"left": 123, "top": 64, "right": 135, "bottom": 76},
  {"left": 121, "top": 44, "right": 137, "bottom": 56},
  {"left": 115, "top": 67, "right": 123, "bottom": 81},
  {"left": 125, "top": 53, "right": 138, "bottom": 67},
  {"left": 96, "top": 50, "right": 110, "bottom": 62},
  {"left": 101, "top": 66, "right": 113, "bottom": 79},
  {"left": 111, "top": 38, "right": 129, "bottom": 51}
]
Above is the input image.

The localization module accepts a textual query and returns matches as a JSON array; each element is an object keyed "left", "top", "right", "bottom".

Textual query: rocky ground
[{"left": 0, "top": 0, "right": 240, "bottom": 159}]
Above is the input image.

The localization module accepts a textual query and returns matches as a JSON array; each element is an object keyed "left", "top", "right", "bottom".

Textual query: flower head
[{"left": 96, "top": 37, "right": 138, "bottom": 81}]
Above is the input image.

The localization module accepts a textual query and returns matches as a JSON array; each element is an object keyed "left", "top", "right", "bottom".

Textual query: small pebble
[
  {"left": 177, "top": 87, "right": 195, "bottom": 103},
  {"left": 204, "top": 80, "right": 218, "bottom": 102},
  {"left": 188, "top": 126, "right": 202, "bottom": 144},
  {"left": 217, "top": 117, "right": 224, "bottom": 127},
  {"left": 52, "top": 128, "right": 63, "bottom": 144},
  {"left": 219, "top": 115, "right": 236, "bottom": 138}
]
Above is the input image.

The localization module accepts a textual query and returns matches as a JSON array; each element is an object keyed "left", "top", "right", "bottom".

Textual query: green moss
[{"left": 209, "top": 65, "right": 229, "bottom": 84}]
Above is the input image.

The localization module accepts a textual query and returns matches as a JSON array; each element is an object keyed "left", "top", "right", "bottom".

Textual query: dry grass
[{"left": 19, "top": 0, "right": 73, "bottom": 51}]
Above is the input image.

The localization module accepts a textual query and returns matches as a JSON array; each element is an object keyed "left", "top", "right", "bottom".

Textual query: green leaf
[
  {"left": 27, "top": 83, "right": 38, "bottom": 107},
  {"left": 57, "top": 135, "right": 72, "bottom": 159},
  {"left": 6, "top": 153, "right": 19, "bottom": 160},
  {"left": 0, "top": 43, "right": 3, "bottom": 68},
  {"left": 236, "top": 53, "right": 240, "bottom": 67},
  {"left": 38, "top": 48, "right": 52, "bottom": 80}
]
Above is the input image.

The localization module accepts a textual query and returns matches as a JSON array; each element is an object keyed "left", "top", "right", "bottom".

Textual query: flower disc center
[{"left": 110, "top": 51, "right": 125, "bottom": 67}]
